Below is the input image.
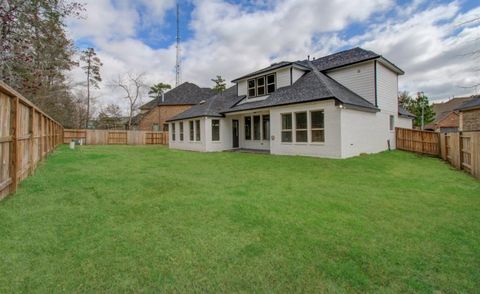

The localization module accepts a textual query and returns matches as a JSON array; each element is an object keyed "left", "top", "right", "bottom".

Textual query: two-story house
[
  {"left": 166, "top": 47, "right": 414, "bottom": 158},
  {"left": 130, "top": 82, "right": 214, "bottom": 131}
]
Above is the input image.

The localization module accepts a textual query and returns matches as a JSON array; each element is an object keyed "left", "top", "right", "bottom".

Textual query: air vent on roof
[{"left": 199, "top": 100, "right": 206, "bottom": 104}]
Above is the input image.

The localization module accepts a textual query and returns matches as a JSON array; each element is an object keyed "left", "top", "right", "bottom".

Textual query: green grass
[{"left": 1, "top": 145, "right": 479, "bottom": 293}]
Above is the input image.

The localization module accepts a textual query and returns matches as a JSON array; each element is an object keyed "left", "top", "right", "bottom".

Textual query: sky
[{"left": 66, "top": 0, "right": 480, "bottom": 112}]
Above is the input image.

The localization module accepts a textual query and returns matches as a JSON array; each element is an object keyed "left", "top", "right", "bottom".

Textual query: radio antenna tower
[{"left": 175, "top": 3, "right": 181, "bottom": 87}]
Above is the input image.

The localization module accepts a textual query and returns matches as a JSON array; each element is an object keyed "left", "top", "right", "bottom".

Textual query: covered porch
[{"left": 225, "top": 110, "right": 271, "bottom": 152}]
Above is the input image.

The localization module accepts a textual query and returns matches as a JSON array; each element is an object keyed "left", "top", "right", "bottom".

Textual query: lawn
[{"left": 0, "top": 145, "right": 479, "bottom": 293}]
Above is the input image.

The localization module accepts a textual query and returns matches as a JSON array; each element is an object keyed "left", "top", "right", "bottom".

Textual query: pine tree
[
  {"left": 80, "top": 48, "right": 103, "bottom": 128},
  {"left": 149, "top": 83, "right": 172, "bottom": 101},
  {"left": 211, "top": 75, "right": 226, "bottom": 93}
]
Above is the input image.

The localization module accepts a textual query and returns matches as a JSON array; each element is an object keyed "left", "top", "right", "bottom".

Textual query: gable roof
[
  {"left": 432, "top": 97, "right": 472, "bottom": 121},
  {"left": 456, "top": 96, "right": 480, "bottom": 111},
  {"left": 167, "top": 86, "right": 244, "bottom": 121},
  {"left": 140, "top": 82, "right": 215, "bottom": 109},
  {"left": 231, "top": 61, "right": 311, "bottom": 83},
  {"left": 398, "top": 104, "right": 415, "bottom": 118}
]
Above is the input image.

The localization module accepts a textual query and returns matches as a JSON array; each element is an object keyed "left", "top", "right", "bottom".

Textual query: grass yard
[{"left": 0, "top": 145, "right": 479, "bottom": 292}]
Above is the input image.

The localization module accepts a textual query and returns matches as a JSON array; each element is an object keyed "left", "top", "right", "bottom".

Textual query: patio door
[{"left": 232, "top": 119, "right": 239, "bottom": 148}]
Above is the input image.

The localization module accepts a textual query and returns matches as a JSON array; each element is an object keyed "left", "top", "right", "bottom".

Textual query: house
[
  {"left": 424, "top": 97, "right": 472, "bottom": 132},
  {"left": 457, "top": 96, "right": 480, "bottom": 131},
  {"left": 167, "top": 47, "right": 414, "bottom": 158},
  {"left": 130, "top": 82, "right": 214, "bottom": 131}
]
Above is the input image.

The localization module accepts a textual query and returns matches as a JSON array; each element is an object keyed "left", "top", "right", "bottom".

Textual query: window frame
[
  {"left": 281, "top": 113, "right": 293, "bottom": 143},
  {"left": 310, "top": 110, "right": 325, "bottom": 143},
  {"left": 189, "top": 121, "right": 194, "bottom": 141},
  {"left": 195, "top": 120, "right": 201, "bottom": 141},
  {"left": 247, "top": 73, "right": 276, "bottom": 98},
  {"left": 295, "top": 112, "right": 308, "bottom": 143},
  {"left": 389, "top": 115, "right": 395, "bottom": 131},
  {"left": 179, "top": 122, "right": 184, "bottom": 141},
  {"left": 211, "top": 119, "right": 220, "bottom": 141},
  {"left": 244, "top": 116, "right": 252, "bottom": 140},
  {"left": 253, "top": 115, "right": 261, "bottom": 140},
  {"left": 262, "top": 115, "right": 270, "bottom": 140},
  {"left": 171, "top": 122, "right": 176, "bottom": 141}
]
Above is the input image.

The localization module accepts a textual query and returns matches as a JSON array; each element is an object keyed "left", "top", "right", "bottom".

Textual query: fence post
[
  {"left": 29, "top": 106, "right": 34, "bottom": 175},
  {"left": 9, "top": 97, "right": 19, "bottom": 193}
]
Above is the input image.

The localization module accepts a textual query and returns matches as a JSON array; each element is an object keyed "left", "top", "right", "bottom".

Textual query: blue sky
[{"left": 67, "top": 0, "right": 480, "bottom": 110}]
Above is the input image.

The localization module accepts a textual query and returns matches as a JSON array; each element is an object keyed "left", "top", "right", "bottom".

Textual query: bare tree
[{"left": 112, "top": 73, "right": 148, "bottom": 129}]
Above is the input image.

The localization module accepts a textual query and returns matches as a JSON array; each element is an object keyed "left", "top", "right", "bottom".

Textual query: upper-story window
[{"left": 247, "top": 73, "right": 276, "bottom": 97}]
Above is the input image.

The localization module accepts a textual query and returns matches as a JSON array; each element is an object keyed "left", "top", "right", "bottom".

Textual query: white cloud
[{"left": 66, "top": 0, "right": 480, "bottom": 116}]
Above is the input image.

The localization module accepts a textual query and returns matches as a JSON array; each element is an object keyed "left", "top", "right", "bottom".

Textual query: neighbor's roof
[
  {"left": 432, "top": 97, "right": 472, "bottom": 121},
  {"left": 456, "top": 96, "right": 480, "bottom": 111},
  {"left": 398, "top": 104, "right": 415, "bottom": 118},
  {"left": 140, "top": 82, "right": 215, "bottom": 109},
  {"left": 167, "top": 86, "right": 244, "bottom": 121}
]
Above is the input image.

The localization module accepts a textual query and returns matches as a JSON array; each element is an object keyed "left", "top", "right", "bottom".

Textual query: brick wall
[
  {"left": 462, "top": 109, "right": 480, "bottom": 131},
  {"left": 137, "top": 105, "right": 192, "bottom": 131}
]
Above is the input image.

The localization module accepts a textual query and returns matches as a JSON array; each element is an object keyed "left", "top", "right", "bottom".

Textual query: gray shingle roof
[
  {"left": 223, "top": 61, "right": 377, "bottom": 113},
  {"left": 456, "top": 96, "right": 480, "bottom": 111},
  {"left": 231, "top": 61, "right": 311, "bottom": 82},
  {"left": 398, "top": 104, "right": 415, "bottom": 118},
  {"left": 140, "top": 82, "right": 215, "bottom": 109},
  {"left": 167, "top": 86, "right": 244, "bottom": 121},
  {"left": 309, "top": 47, "right": 380, "bottom": 71}
]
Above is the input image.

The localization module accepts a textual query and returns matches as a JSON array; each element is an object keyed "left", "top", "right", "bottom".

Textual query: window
[
  {"left": 247, "top": 73, "right": 276, "bottom": 97},
  {"left": 245, "top": 116, "right": 251, "bottom": 140},
  {"left": 179, "top": 122, "right": 184, "bottom": 141},
  {"left": 253, "top": 115, "right": 261, "bottom": 140},
  {"left": 189, "top": 121, "right": 194, "bottom": 141},
  {"left": 389, "top": 115, "right": 395, "bottom": 131},
  {"left": 212, "top": 119, "right": 220, "bottom": 141},
  {"left": 281, "top": 113, "right": 292, "bottom": 142},
  {"left": 267, "top": 74, "right": 275, "bottom": 94},
  {"left": 248, "top": 79, "right": 256, "bottom": 97},
  {"left": 262, "top": 115, "right": 270, "bottom": 140},
  {"left": 296, "top": 112, "right": 307, "bottom": 142},
  {"left": 152, "top": 123, "right": 159, "bottom": 131},
  {"left": 311, "top": 111, "right": 325, "bottom": 142},
  {"left": 163, "top": 123, "right": 169, "bottom": 132},
  {"left": 195, "top": 120, "right": 201, "bottom": 141},
  {"left": 256, "top": 77, "right": 265, "bottom": 96},
  {"left": 171, "top": 123, "right": 176, "bottom": 141}
]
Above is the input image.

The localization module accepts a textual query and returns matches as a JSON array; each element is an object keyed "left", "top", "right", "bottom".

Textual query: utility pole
[{"left": 175, "top": 3, "right": 181, "bottom": 87}]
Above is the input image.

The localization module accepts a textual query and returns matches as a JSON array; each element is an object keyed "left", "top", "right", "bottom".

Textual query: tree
[
  {"left": 80, "top": 48, "right": 103, "bottom": 128},
  {"left": 211, "top": 75, "right": 226, "bottom": 93},
  {"left": 97, "top": 104, "right": 123, "bottom": 129},
  {"left": 398, "top": 91, "right": 413, "bottom": 107},
  {"left": 0, "top": 0, "right": 84, "bottom": 127},
  {"left": 404, "top": 92, "right": 435, "bottom": 129},
  {"left": 149, "top": 82, "right": 171, "bottom": 101},
  {"left": 112, "top": 73, "right": 148, "bottom": 130}
]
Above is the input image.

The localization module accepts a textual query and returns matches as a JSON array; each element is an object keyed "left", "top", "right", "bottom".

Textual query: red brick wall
[{"left": 137, "top": 105, "right": 192, "bottom": 131}]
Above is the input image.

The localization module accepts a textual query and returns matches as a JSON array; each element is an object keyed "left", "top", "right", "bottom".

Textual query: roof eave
[{"left": 231, "top": 63, "right": 311, "bottom": 83}]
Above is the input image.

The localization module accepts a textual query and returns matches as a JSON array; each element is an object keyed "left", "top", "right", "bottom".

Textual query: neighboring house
[
  {"left": 457, "top": 96, "right": 480, "bottom": 131},
  {"left": 425, "top": 97, "right": 472, "bottom": 132},
  {"left": 130, "top": 82, "right": 214, "bottom": 131},
  {"left": 167, "top": 47, "right": 414, "bottom": 159}
]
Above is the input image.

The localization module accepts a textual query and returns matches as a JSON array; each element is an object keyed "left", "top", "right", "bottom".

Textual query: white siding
[
  {"left": 397, "top": 117, "right": 413, "bottom": 129},
  {"left": 340, "top": 109, "right": 395, "bottom": 158},
  {"left": 276, "top": 68, "right": 291, "bottom": 89},
  {"left": 270, "top": 100, "right": 342, "bottom": 158},
  {"left": 238, "top": 80, "right": 247, "bottom": 96},
  {"left": 376, "top": 62, "right": 398, "bottom": 113},
  {"left": 204, "top": 117, "right": 233, "bottom": 151},
  {"left": 169, "top": 119, "right": 207, "bottom": 152},
  {"left": 292, "top": 68, "right": 305, "bottom": 84},
  {"left": 327, "top": 61, "right": 375, "bottom": 106}
]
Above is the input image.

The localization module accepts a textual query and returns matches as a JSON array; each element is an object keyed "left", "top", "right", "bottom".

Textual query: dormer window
[{"left": 247, "top": 73, "right": 276, "bottom": 97}]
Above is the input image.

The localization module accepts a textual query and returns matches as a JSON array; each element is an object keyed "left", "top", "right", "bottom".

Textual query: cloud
[{"left": 66, "top": 0, "right": 480, "bottom": 115}]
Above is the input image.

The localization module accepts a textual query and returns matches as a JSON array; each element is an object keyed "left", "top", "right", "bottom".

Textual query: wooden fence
[
  {"left": 64, "top": 129, "right": 168, "bottom": 145},
  {"left": 396, "top": 127, "right": 480, "bottom": 179},
  {"left": 0, "top": 81, "right": 64, "bottom": 199},
  {"left": 396, "top": 127, "right": 440, "bottom": 155}
]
